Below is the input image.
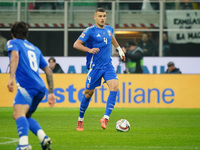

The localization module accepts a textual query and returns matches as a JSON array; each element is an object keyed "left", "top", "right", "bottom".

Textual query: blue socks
[
  {"left": 16, "top": 117, "right": 29, "bottom": 138},
  {"left": 16, "top": 117, "right": 46, "bottom": 145},
  {"left": 27, "top": 117, "right": 42, "bottom": 135},
  {"left": 104, "top": 91, "right": 117, "bottom": 118},
  {"left": 79, "top": 95, "right": 90, "bottom": 118},
  {"left": 79, "top": 91, "right": 117, "bottom": 120}
]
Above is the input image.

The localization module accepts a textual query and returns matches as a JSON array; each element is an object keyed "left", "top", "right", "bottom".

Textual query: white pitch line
[
  {"left": 61, "top": 145, "right": 199, "bottom": 149},
  {"left": 0, "top": 137, "right": 18, "bottom": 145}
]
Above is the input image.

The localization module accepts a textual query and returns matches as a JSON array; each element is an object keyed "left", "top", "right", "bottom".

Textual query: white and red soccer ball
[{"left": 116, "top": 119, "right": 130, "bottom": 132}]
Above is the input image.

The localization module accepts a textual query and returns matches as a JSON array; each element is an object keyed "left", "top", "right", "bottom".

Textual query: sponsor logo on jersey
[
  {"left": 8, "top": 45, "right": 13, "bottom": 48},
  {"left": 7, "top": 40, "right": 11, "bottom": 45},
  {"left": 7, "top": 40, "right": 12, "bottom": 47},
  {"left": 96, "top": 34, "right": 101, "bottom": 37}
]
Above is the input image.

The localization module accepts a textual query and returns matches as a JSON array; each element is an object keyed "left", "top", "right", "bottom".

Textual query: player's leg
[
  {"left": 78, "top": 89, "right": 94, "bottom": 120},
  {"left": 27, "top": 118, "right": 51, "bottom": 150},
  {"left": 13, "top": 89, "right": 32, "bottom": 150},
  {"left": 77, "top": 89, "right": 94, "bottom": 131},
  {"left": 100, "top": 79, "right": 118, "bottom": 129},
  {"left": 104, "top": 79, "right": 118, "bottom": 119},
  {"left": 26, "top": 90, "right": 52, "bottom": 150},
  {"left": 100, "top": 64, "right": 118, "bottom": 129},
  {"left": 77, "top": 69, "right": 103, "bottom": 131}
]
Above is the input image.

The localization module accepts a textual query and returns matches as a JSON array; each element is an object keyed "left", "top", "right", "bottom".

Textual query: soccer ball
[{"left": 116, "top": 119, "right": 130, "bottom": 132}]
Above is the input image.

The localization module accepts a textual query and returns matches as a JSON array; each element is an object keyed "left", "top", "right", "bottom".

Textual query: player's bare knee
[
  {"left": 13, "top": 112, "right": 19, "bottom": 120},
  {"left": 84, "top": 93, "right": 92, "bottom": 99},
  {"left": 112, "top": 87, "right": 119, "bottom": 92},
  {"left": 13, "top": 111, "right": 26, "bottom": 120},
  {"left": 84, "top": 91, "right": 93, "bottom": 99}
]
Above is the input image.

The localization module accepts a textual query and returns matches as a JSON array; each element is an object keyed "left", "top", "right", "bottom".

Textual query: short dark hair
[
  {"left": 126, "top": 41, "right": 136, "bottom": 47},
  {"left": 11, "top": 21, "right": 28, "bottom": 40},
  {"left": 48, "top": 57, "right": 56, "bottom": 63},
  {"left": 167, "top": 61, "right": 174, "bottom": 67},
  {"left": 95, "top": 7, "right": 106, "bottom": 13}
]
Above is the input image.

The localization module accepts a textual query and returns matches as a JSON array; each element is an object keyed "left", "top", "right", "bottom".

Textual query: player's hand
[
  {"left": 48, "top": 93, "right": 56, "bottom": 107},
  {"left": 122, "top": 47, "right": 127, "bottom": 53},
  {"left": 88, "top": 48, "right": 100, "bottom": 54},
  {"left": 7, "top": 78, "right": 14, "bottom": 92},
  {"left": 121, "top": 55, "right": 125, "bottom": 62},
  {"left": 118, "top": 48, "right": 125, "bottom": 61}
]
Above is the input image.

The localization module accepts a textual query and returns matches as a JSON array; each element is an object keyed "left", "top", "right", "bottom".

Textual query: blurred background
[
  {"left": 0, "top": 0, "right": 200, "bottom": 109},
  {"left": 0, "top": 0, "right": 200, "bottom": 74}
]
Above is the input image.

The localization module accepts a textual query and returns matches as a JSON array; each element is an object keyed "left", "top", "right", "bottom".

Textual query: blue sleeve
[
  {"left": 109, "top": 26, "right": 114, "bottom": 36},
  {"left": 78, "top": 27, "right": 91, "bottom": 43},
  {"left": 39, "top": 51, "right": 48, "bottom": 69},
  {"left": 111, "top": 27, "right": 114, "bottom": 36},
  {"left": 6, "top": 40, "right": 19, "bottom": 52}
]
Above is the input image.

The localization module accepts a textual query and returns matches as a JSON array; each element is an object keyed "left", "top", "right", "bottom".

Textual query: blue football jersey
[
  {"left": 78, "top": 24, "right": 113, "bottom": 69},
  {"left": 7, "top": 39, "right": 48, "bottom": 92}
]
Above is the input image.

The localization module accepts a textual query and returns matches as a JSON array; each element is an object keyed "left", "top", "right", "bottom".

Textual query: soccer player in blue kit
[
  {"left": 73, "top": 8, "right": 125, "bottom": 131},
  {"left": 7, "top": 21, "right": 56, "bottom": 150}
]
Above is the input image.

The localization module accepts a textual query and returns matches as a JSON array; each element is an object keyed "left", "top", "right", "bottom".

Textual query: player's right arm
[
  {"left": 73, "top": 39, "right": 99, "bottom": 54},
  {"left": 7, "top": 50, "right": 19, "bottom": 92},
  {"left": 73, "top": 27, "right": 99, "bottom": 54}
]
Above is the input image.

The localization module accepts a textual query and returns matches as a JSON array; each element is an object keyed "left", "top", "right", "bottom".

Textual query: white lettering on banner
[
  {"left": 167, "top": 10, "right": 200, "bottom": 43},
  {"left": 0, "top": 57, "right": 200, "bottom": 74}
]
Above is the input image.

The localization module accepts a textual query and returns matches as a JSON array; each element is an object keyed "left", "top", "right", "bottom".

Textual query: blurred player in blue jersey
[
  {"left": 7, "top": 21, "right": 56, "bottom": 150},
  {"left": 73, "top": 8, "right": 125, "bottom": 131}
]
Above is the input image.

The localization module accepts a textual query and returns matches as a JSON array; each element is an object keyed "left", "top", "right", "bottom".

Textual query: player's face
[{"left": 94, "top": 11, "right": 106, "bottom": 28}]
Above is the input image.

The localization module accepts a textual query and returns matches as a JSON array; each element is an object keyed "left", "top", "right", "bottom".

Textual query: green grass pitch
[{"left": 0, "top": 107, "right": 199, "bottom": 150}]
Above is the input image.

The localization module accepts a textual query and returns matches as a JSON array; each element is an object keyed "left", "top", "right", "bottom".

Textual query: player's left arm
[
  {"left": 40, "top": 53, "right": 56, "bottom": 107},
  {"left": 42, "top": 66, "right": 56, "bottom": 107},
  {"left": 7, "top": 50, "right": 19, "bottom": 92},
  {"left": 111, "top": 36, "right": 125, "bottom": 61}
]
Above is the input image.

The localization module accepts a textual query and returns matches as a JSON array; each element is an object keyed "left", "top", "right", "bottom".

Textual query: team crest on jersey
[
  {"left": 87, "top": 83, "right": 90, "bottom": 88},
  {"left": 107, "top": 30, "right": 111, "bottom": 36},
  {"left": 80, "top": 33, "right": 85, "bottom": 38}
]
